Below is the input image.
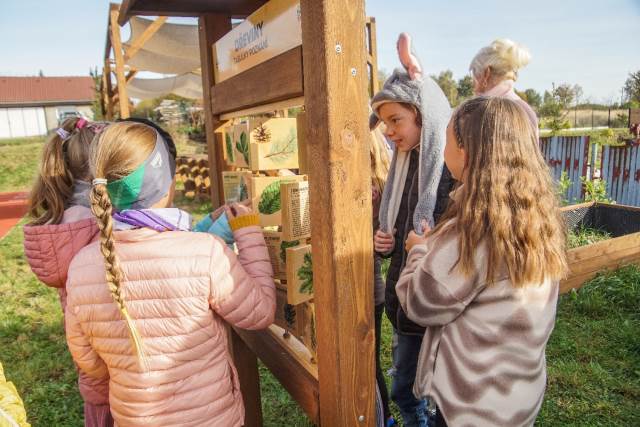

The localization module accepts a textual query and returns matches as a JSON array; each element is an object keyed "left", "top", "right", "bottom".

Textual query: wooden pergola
[{"left": 118, "top": 1, "right": 376, "bottom": 425}]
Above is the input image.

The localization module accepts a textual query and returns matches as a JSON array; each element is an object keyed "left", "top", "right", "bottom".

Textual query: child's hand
[
  {"left": 224, "top": 202, "right": 252, "bottom": 220},
  {"left": 405, "top": 221, "right": 431, "bottom": 252},
  {"left": 374, "top": 229, "right": 396, "bottom": 254},
  {"left": 209, "top": 205, "right": 226, "bottom": 222}
]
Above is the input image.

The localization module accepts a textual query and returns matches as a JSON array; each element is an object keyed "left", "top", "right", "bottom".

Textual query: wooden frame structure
[
  {"left": 119, "top": 1, "right": 375, "bottom": 425},
  {"left": 101, "top": 2, "right": 169, "bottom": 120}
]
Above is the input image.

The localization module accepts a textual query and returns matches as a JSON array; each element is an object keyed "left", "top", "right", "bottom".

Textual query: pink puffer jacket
[
  {"left": 22, "top": 207, "right": 109, "bottom": 406},
  {"left": 65, "top": 220, "right": 275, "bottom": 427}
]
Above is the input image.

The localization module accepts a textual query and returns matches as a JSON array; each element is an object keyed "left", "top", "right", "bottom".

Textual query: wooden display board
[{"left": 118, "top": 1, "right": 377, "bottom": 425}]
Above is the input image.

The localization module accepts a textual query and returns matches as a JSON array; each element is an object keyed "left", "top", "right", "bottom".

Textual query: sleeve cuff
[{"left": 229, "top": 213, "right": 260, "bottom": 231}]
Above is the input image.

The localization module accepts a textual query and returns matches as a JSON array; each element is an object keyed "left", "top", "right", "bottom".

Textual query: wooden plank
[
  {"left": 198, "top": 13, "right": 232, "bottom": 209},
  {"left": 561, "top": 252, "right": 640, "bottom": 294},
  {"left": 124, "top": 16, "right": 167, "bottom": 61},
  {"left": 110, "top": 5, "right": 130, "bottom": 118},
  {"left": 211, "top": 47, "right": 304, "bottom": 116},
  {"left": 566, "top": 233, "right": 640, "bottom": 276},
  {"left": 219, "top": 96, "right": 305, "bottom": 121},
  {"left": 296, "top": 112, "right": 310, "bottom": 175},
  {"left": 125, "top": 69, "right": 138, "bottom": 84},
  {"left": 301, "top": 0, "right": 375, "bottom": 425},
  {"left": 228, "top": 327, "right": 263, "bottom": 427},
  {"left": 234, "top": 326, "right": 320, "bottom": 425},
  {"left": 366, "top": 17, "right": 379, "bottom": 95},
  {"left": 104, "top": 57, "right": 114, "bottom": 120},
  {"left": 118, "top": 0, "right": 267, "bottom": 25}
]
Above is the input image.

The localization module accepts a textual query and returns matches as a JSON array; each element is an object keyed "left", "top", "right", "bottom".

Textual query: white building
[{"left": 0, "top": 76, "right": 95, "bottom": 138}]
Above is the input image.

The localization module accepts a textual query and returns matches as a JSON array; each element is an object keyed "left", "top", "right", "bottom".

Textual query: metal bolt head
[
  {"left": 351, "top": 68, "right": 357, "bottom": 76},
  {"left": 358, "top": 415, "right": 365, "bottom": 422},
  {"left": 335, "top": 43, "right": 342, "bottom": 54}
]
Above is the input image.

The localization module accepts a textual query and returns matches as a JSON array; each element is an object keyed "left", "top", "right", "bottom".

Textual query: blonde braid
[{"left": 90, "top": 182, "right": 148, "bottom": 370}]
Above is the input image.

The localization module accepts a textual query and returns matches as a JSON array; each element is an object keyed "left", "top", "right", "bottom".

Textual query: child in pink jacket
[
  {"left": 64, "top": 121, "right": 275, "bottom": 426},
  {"left": 23, "top": 117, "right": 113, "bottom": 427}
]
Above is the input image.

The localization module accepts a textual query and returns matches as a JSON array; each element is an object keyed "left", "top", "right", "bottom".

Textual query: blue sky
[{"left": 0, "top": 0, "right": 638, "bottom": 102}]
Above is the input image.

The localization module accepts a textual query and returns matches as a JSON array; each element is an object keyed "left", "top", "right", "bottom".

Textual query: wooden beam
[
  {"left": 218, "top": 96, "right": 304, "bottom": 121},
  {"left": 234, "top": 326, "right": 320, "bottom": 425},
  {"left": 211, "top": 47, "right": 304, "bottom": 116},
  {"left": 124, "top": 16, "right": 167, "bottom": 61},
  {"left": 228, "top": 328, "right": 263, "bottom": 427},
  {"left": 110, "top": 6, "right": 130, "bottom": 118},
  {"left": 103, "top": 59, "right": 114, "bottom": 120},
  {"left": 125, "top": 70, "right": 138, "bottom": 84},
  {"left": 198, "top": 13, "right": 231, "bottom": 210},
  {"left": 366, "top": 17, "right": 379, "bottom": 95},
  {"left": 301, "top": 0, "right": 375, "bottom": 425},
  {"left": 118, "top": 0, "right": 268, "bottom": 25}
]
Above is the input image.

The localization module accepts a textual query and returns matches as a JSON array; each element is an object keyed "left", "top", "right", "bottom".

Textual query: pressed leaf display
[
  {"left": 297, "top": 252, "right": 313, "bottom": 294},
  {"left": 286, "top": 244, "right": 313, "bottom": 305},
  {"left": 236, "top": 131, "right": 250, "bottom": 164},
  {"left": 258, "top": 180, "right": 283, "bottom": 215},
  {"left": 225, "top": 132, "right": 235, "bottom": 163}
]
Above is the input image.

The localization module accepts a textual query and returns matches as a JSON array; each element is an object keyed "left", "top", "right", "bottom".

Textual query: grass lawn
[
  {"left": 0, "top": 135, "right": 637, "bottom": 426},
  {"left": 0, "top": 137, "right": 46, "bottom": 192}
]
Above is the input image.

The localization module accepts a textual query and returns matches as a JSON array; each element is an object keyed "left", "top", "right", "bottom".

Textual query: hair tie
[
  {"left": 56, "top": 128, "right": 71, "bottom": 141},
  {"left": 76, "top": 118, "right": 88, "bottom": 129},
  {"left": 92, "top": 178, "right": 108, "bottom": 186}
]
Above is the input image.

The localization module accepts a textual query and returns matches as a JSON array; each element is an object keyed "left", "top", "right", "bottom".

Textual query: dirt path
[{"left": 0, "top": 191, "right": 29, "bottom": 240}]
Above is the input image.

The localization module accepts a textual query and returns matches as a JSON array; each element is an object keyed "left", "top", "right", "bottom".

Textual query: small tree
[
  {"left": 89, "top": 67, "right": 104, "bottom": 121},
  {"left": 539, "top": 83, "right": 580, "bottom": 133},
  {"left": 524, "top": 88, "right": 542, "bottom": 111},
  {"left": 432, "top": 70, "right": 459, "bottom": 106},
  {"left": 457, "top": 75, "right": 474, "bottom": 101},
  {"left": 624, "top": 70, "right": 640, "bottom": 105}
]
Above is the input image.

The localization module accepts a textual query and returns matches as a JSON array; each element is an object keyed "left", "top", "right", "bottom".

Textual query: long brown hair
[
  {"left": 434, "top": 97, "right": 567, "bottom": 287},
  {"left": 28, "top": 117, "right": 95, "bottom": 225},
  {"left": 90, "top": 122, "right": 156, "bottom": 368},
  {"left": 370, "top": 126, "right": 390, "bottom": 194}
]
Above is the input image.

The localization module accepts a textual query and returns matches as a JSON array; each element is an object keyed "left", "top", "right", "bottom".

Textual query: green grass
[
  {"left": 567, "top": 227, "right": 612, "bottom": 249},
  {"left": 0, "top": 136, "right": 46, "bottom": 192},
  {"left": 0, "top": 220, "right": 84, "bottom": 426},
  {"left": 537, "top": 266, "right": 640, "bottom": 426}
]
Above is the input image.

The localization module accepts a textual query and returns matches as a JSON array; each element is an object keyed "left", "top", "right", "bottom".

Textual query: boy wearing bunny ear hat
[{"left": 370, "top": 33, "right": 454, "bottom": 427}]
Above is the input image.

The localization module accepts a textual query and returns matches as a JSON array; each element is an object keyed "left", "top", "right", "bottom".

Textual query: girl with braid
[
  {"left": 398, "top": 97, "right": 567, "bottom": 427},
  {"left": 23, "top": 117, "right": 113, "bottom": 427},
  {"left": 64, "top": 122, "right": 275, "bottom": 426}
]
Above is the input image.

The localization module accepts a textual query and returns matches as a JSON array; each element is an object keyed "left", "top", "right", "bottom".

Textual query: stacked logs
[{"left": 175, "top": 156, "right": 211, "bottom": 199}]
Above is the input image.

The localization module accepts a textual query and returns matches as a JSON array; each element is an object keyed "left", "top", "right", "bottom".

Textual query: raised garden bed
[{"left": 561, "top": 202, "right": 640, "bottom": 293}]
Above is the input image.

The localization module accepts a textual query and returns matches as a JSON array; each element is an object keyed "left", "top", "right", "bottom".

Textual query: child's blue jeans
[{"left": 391, "top": 331, "right": 429, "bottom": 427}]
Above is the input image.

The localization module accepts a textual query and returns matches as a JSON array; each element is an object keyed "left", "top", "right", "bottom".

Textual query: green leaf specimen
[
  {"left": 259, "top": 180, "right": 282, "bottom": 215},
  {"left": 297, "top": 252, "right": 313, "bottom": 294},
  {"left": 279, "top": 239, "right": 300, "bottom": 263},
  {"left": 225, "top": 133, "right": 235, "bottom": 162},
  {"left": 236, "top": 131, "right": 249, "bottom": 164}
]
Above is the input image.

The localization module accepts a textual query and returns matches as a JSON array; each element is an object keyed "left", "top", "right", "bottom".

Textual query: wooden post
[
  {"left": 367, "top": 17, "right": 379, "bottom": 95},
  {"left": 110, "top": 5, "right": 130, "bottom": 119},
  {"left": 301, "top": 0, "right": 375, "bottom": 425},
  {"left": 228, "top": 328, "right": 263, "bottom": 427},
  {"left": 103, "top": 59, "right": 114, "bottom": 120},
  {"left": 198, "top": 14, "right": 231, "bottom": 209}
]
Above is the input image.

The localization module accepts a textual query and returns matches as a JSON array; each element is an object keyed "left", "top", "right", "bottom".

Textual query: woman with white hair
[{"left": 470, "top": 39, "right": 539, "bottom": 137}]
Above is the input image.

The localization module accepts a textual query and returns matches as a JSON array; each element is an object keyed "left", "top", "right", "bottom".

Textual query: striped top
[{"left": 396, "top": 223, "right": 558, "bottom": 427}]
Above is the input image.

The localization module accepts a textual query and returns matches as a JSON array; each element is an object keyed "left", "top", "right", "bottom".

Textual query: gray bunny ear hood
[{"left": 371, "top": 33, "right": 452, "bottom": 233}]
